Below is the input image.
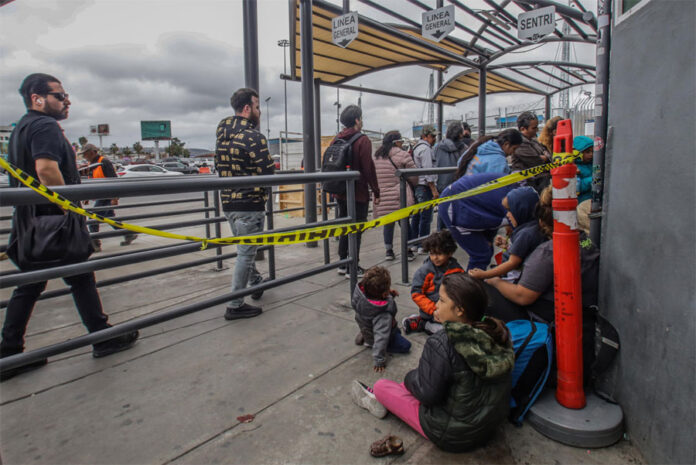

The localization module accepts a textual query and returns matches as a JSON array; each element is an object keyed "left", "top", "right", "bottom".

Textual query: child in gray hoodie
[{"left": 352, "top": 266, "right": 412, "bottom": 372}]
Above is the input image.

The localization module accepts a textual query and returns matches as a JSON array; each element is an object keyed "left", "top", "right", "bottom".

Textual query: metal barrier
[
  {"left": 395, "top": 167, "right": 457, "bottom": 284},
  {"left": 0, "top": 171, "right": 360, "bottom": 371}
]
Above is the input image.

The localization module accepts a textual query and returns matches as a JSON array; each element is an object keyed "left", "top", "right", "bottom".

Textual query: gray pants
[{"left": 225, "top": 211, "right": 264, "bottom": 309}]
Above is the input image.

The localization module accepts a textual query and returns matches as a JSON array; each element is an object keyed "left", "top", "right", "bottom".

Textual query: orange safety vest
[{"left": 90, "top": 156, "right": 106, "bottom": 179}]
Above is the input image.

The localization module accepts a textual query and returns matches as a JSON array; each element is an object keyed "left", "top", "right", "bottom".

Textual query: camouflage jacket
[
  {"left": 404, "top": 321, "right": 514, "bottom": 452},
  {"left": 215, "top": 115, "right": 275, "bottom": 211}
]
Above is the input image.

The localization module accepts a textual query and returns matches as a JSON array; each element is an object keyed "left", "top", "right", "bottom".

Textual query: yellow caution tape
[{"left": 0, "top": 153, "right": 578, "bottom": 247}]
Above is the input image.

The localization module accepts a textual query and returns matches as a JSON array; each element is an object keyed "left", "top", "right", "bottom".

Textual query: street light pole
[
  {"left": 265, "top": 96, "right": 271, "bottom": 140},
  {"left": 333, "top": 88, "right": 341, "bottom": 133},
  {"left": 278, "top": 39, "right": 290, "bottom": 169}
]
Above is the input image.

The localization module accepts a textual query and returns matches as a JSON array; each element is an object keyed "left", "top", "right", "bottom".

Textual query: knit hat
[{"left": 573, "top": 136, "right": 593, "bottom": 152}]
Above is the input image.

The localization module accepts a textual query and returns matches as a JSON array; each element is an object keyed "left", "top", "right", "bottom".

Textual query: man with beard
[
  {"left": 1, "top": 74, "right": 139, "bottom": 381},
  {"left": 215, "top": 88, "right": 275, "bottom": 320}
]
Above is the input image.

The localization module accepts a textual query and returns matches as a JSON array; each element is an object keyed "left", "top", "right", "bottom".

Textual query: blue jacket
[
  {"left": 575, "top": 156, "right": 592, "bottom": 203},
  {"left": 439, "top": 173, "right": 517, "bottom": 231},
  {"left": 464, "top": 140, "right": 510, "bottom": 176}
]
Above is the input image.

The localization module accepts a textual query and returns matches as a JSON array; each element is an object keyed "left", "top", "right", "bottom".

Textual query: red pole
[{"left": 552, "top": 120, "right": 586, "bottom": 409}]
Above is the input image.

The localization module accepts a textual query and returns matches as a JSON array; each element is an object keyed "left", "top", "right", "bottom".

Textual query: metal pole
[
  {"left": 306, "top": 78, "right": 322, "bottom": 249},
  {"left": 334, "top": 88, "right": 341, "bottom": 134},
  {"left": 203, "top": 191, "right": 211, "bottom": 239},
  {"left": 213, "top": 191, "right": 224, "bottom": 270},
  {"left": 321, "top": 190, "right": 330, "bottom": 264},
  {"left": 545, "top": 94, "right": 552, "bottom": 120},
  {"left": 265, "top": 96, "right": 271, "bottom": 140},
  {"left": 266, "top": 192, "right": 276, "bottom": 280},
  {"left": 436, "top": 0, "right": 444, "bottom": 141},
  {"left": 347, "top": 178, "right": 358, "bottom": 295},
  {"left": 590, "top": 0, "right": 611, "bottom": 247},
  {"left": 399, "top": 176, "right": 409, "bottom": 284},
  {"left": 300, "top": 0, "right": 318, "bottom": 227},
  {"left": 243, "top": 0, "right": 259, "bottom": 92},
  {"left": 278, "top": 39, "right": 290, "bottom": 168},
  {"left": 343, "top": 0, "right": 350, "bottom": 13},
  {"left": 478, "top": 65, "right": 487, "bottom": 136}
]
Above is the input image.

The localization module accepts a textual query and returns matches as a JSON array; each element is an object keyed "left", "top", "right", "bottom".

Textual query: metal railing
[
  {"left": 395, "top": 167, "right": 457, "bottom": 284},
  {"left": 0, "top": 171, "right": 360, "bottom": 371}
]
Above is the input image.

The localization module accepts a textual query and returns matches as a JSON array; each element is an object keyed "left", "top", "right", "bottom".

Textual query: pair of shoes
[
  {"left": 417, "top": 247, "right": 426, "bottom": 255},
  {"left": 0, "top": 356, "right": 48, "bottom": 382},
  {"left": 224, "top": 303, "right": 262, "bottom": 320},
  {"left": 92, "top": 331, "right": 139, "bottom": 358},
  {"left": 406, "top": 250, "right": 416, "bottom": 261},
  {"left": 385, "top": 249, "right": 395, "bottom": 261},
  {"left": 90, "top": 239, "right": 102, "bottom": 253},
  {"left": 355, "top": 332, "right": 365, "bottom": 345},
  {"left": 351, "top": 380, "right": 387, "bottom": 418},
  {"left": 344, "top": 266, "right": 365, "bottom": 279},
  {"left": 370, "top": 435, "right": 405, "bottom": 457},
  {"left": 120, "top": 234, "right": 137, "bottom": 246},
  {"left": 250, "top": 277, "right": 269, "bottom": 300},
  {"left": 402, "top": 314, "right": 426, "bottom": 334},
  {"left": 337, "top": 265, "right": 347, "bottom": 275}
]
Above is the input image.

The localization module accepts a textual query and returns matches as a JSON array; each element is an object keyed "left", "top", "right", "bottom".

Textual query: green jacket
[{"left": 404, "top": 321, "right": 514, "bottom": 452}]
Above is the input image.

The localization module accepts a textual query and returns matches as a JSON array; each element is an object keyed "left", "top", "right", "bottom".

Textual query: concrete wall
[{"left": 599, "top": 1, "right": 695, "bottom": 463}]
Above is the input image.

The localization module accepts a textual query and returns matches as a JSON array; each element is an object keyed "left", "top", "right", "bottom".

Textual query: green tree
[
  {"left": 122, "top": 146, "right": 132, "bottom": 156},
  {"left": 166, "top": 137, "right": 187, "bottom": 157},
  {"left": 78, "top": 136, "right": 88, "bottom": 147},
  {"left": 133, "top": 141, "right": 143, "bottom": 155},
  {"left": 109, "top": 143, "right": 119, "bottom": 155}
]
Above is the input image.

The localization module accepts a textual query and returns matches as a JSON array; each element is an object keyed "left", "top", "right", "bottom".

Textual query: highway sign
[
  {"left": 518, "top": 6, "right": 556, "bottom": 41},
  {"left": 141, "top": 121, "right": 171, "bottom": 141},
  {"left": 422, "top": 5, "right": 455, "bottom": 42},
  {"left": 332, "top": 12, "right": 358, "bottom": 48}
]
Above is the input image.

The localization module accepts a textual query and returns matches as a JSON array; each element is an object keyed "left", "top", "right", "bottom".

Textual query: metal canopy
[{"left": 290, "top": 0, "right": 597, "bottom": 104}]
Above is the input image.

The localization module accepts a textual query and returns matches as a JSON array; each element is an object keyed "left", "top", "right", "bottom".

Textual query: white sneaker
[
  {"left": 351, "top": 380, "right": 387, "bottom": 418},
  {"left": 417, "top": 247, "right": 426, "bottom": 255}
]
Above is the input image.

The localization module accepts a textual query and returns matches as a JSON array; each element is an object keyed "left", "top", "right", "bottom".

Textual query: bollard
[{"left": 552, "top": 120, "right": 585, "bottom": 409}]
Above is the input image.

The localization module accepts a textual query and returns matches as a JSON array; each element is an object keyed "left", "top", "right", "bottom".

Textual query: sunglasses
[{"left": 46, "top": 92, "right": 69, "bottom": 102}]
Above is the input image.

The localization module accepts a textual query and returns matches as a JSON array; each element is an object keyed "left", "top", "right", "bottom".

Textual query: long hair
[
  {"left": 441, "top": 273, "right": 510, "bottom": 346},
  {"left": 454, "top": 128, "right": 522, "bottom": 179},
  {"left": 538, "top": 116, "right": 562, "bottom": 152},
  {"left": 535, "top": 185, "right": 554, "bottom": 238},
  {"left": 374, "top": 130, "right": 402, "bottom": 159}
]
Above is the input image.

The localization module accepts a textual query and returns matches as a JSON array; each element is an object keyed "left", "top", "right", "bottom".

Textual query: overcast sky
[{"left": 0, "top": 0, "right": 596, "bottom": 151}]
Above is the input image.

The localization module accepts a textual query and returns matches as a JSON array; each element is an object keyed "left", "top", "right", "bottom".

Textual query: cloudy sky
[{"left": 0, "top": 0, "right": 596, "bottom": 151}]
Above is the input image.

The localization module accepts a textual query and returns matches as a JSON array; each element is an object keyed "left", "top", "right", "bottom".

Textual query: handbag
[{"left": 6, "top": 204, "right": 94, "bottom": 271}]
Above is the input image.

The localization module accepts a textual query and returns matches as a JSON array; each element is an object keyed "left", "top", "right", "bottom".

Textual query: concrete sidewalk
[{"left": 0, "top": 224, "right": 644, "bottom": 464}]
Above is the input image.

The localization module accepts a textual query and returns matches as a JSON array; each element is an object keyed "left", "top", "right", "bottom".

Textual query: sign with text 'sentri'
[
  {"left": 422, "top": 5, "right": 455, "bottom": 42},
  {"left": 332, "top": 12, "right": 358, "bottom": 48},
  {"left": 518, "top": 6, "right": 556, "bottom": 41}
]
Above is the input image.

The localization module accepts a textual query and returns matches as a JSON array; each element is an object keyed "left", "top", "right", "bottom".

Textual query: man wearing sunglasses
[{"left": 1, "top": 74, "right": 139, "bottom": 381}]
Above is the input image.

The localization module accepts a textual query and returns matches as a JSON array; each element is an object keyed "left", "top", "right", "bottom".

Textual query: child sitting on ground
[
  {"left": 351, "top": 273, "right": 514, "bottom": 453},
  {"left": 404, "top": 230, "right": 464, "bottom": 334},
  {"left": 469, "top": 186, "right": 546, "bottom": 281},
  {"left": 352, "top": 266, "right": 412, "bottom": 372}
]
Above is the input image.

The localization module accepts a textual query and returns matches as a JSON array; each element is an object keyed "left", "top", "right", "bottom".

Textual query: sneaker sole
[
  {"left": 351, "top": 380, "right": 387, "bottom": 419},
  {"left": 224, "top": 310, "right": 262, "bottom": 320},
  {"left": 92, "top": 339, "right": 138, "bottom": 359}
]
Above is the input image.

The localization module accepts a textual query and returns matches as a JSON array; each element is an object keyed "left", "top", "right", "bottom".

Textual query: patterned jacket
[
  {"left": 215, "top": 115, "right": 275, "bottom": 211},
  {"left": 411, "top": 257, "right": 465, "bottom": 318}
]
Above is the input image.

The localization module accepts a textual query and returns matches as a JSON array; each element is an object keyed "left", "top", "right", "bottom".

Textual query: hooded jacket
[
  {"left": 574, "top": 152, "right": 593, "bottom": 203},
  {"left": 411, "top": 257, "right": 465, "bottom": 318},
  {"left": 464, "top": 140, "right": 510, "bottom": 176},
  {"left": 215, "top": 115, "right": 275, "bottom": 211},
  {"left": 506, "top": 186, "right": 538, "bottom": 226},
  {"left": 351, "top": 283, "right": 398, "bottom": 367},
  {"left": 435, "top": 138, "right": 464, "bottom": 192},
  {"left": 404, "top": 321, "right": 514, "bottom": 452},
  {"left": 506, "top": 187, "right": 546, "bottom": 261}
]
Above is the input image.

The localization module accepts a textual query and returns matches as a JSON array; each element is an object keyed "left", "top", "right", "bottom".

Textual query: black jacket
[
  {"left": 215, "top": 115, "right": 275, "bottom": 211},
  {"left": 404, "top": 322, "right": 514, "bottom": 452}
]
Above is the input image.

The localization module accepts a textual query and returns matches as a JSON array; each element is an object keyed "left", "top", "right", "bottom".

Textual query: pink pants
[{"left": 373, "top": 379, "right": 427, "bottom": 438}]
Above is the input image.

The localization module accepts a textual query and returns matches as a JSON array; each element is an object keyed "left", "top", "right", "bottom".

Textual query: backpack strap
[
  {"left": 515, "top": 319, "right": 537, "bottom": 357},
  {"left": 344, "top": 131, "right": 364, "bottom": 146}
]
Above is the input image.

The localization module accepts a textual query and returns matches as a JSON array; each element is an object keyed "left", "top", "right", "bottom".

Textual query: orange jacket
[{"left": 411, "top": 257, "right": 465, "bottom": 317}]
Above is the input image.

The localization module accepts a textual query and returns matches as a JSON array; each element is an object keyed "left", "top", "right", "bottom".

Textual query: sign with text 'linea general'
[
  {"left": 518, "top": 6, "right": 556, "bottom": 41},
  {"left": 332, "top": 12, "right": 358, "bottom": 48},
  {"left": 422, "top": 5, "right": 455, "bottom": 42}
]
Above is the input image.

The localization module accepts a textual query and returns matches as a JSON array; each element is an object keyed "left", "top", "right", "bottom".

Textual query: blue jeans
[
  {"left": 409, "top": 186, "right": 434, "bottom": 244},
  {"left": 383, "top": 221, "right": 414, "bottom": 250},
  {"left": 225, "top": 211, "right": 265, "bottom": 309},
  {"left": 89, "top": 199, "right": 115, "bottom": 233},
  {"left": 387, "top": 327, "right": 411, "bottom": 354}
]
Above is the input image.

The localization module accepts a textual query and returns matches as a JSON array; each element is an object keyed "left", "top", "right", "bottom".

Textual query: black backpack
[{"left": 321, "top": 132, "right": 364, "bottom": 195}]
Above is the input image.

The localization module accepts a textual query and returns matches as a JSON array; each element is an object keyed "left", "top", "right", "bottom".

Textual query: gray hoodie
[
  {"left": 434, "top": 138, "right": 464, "bottom": 192},
  {"left": 351, "top": 284, "right": 398, "bottom": 367}
]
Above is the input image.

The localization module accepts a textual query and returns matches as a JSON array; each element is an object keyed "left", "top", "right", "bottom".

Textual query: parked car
[
  {"left": 117, "top": 165, "right": 184, "bottom": 178},
  {"left": 161, "top": 162, "right": 199, "bottom": 174}
]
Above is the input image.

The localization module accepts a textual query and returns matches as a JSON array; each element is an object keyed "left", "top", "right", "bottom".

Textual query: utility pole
[
  {"left": 333, "top": 88, "right": 341, "bottom": 133},
  {"left": 265, "top": 96, "right": 271, "bottom": 140},
  {"left": 278, "top": 39, "right": 290, "bottom": 168}
]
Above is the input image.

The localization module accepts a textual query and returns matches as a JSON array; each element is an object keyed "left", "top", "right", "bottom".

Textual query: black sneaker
[
  {"left": 224, "top": 303, "right": 262, "bottom": 320},
  {"left": 0, "top": 357, "right": 47, "bottom": 382},
  {"left": 92, "top": 331, "right": 139, "bottom": 358},
  {"left": 385, "top": 249, "right": 395, "bottom": 261},
  {"left": 402, "top": 315, "right": 426, "bottom": 334},
  {"left": 250, "top": 277, "right": 269, "bottom": 300}
]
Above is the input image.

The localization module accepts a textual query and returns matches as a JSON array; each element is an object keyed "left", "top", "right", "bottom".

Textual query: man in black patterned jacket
[{"left": 215, "top": 88, "right": 275, "bottom": 320}]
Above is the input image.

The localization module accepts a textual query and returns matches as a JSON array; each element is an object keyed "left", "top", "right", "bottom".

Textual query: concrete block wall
[{"left": 599, "top": 1, "right": 695, "bottom": 463}]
